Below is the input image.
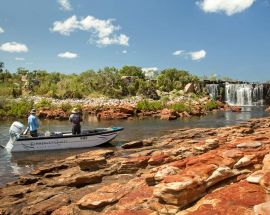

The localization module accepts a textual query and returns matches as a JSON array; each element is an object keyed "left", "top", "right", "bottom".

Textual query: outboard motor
[{"left": 5, "top": 121, "right": 25, "bottom": 152}]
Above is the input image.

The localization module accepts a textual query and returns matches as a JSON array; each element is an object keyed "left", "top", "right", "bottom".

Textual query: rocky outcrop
[
  {"left": 2, "top": 117, "right": 270, "bottom": 214},
  {"left": 160, "top": 108, "right": 179, "bottom": 120}
]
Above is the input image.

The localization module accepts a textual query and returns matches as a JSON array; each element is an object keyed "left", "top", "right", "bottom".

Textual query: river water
[{"left": 0, "top": 107, "right": 269, "bottom": 186}]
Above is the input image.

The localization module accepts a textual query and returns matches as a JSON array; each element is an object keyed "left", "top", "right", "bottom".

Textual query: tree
[
  {"left": 119, "top": 66, "right": 145, "bottom": 79},
  {"left": 157, "top": 68, "right": 197, "bottom": 92}
]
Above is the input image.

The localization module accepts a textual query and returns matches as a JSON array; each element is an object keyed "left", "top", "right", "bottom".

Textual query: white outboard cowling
[
  {"left": 9, "top": 121, "right": 25, "bottom": 137},
  {"left": 6, "top": 121, "right": 25, "bottom": 152}
]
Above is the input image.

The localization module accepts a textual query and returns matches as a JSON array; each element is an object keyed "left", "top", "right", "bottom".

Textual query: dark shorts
[
  {"left": 72, "top": 124, "right": 81, "bottom": 135},
  {"left": 30, "top": 130, "right": 38, "bottom": 137}
]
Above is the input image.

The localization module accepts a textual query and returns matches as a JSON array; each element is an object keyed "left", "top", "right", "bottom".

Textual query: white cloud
[
  {"left": 15, "top": 57, "right": 25, "bottom": 61},
  {"left": 51, "top": 15, "right": 129, "bottom": 46},
  {"left": 197, "top": 0, "right": 256, "bottom": 16},
  {"left": 172, "top": 50, "right": 185, "bottom": 56},
  {"left": 142, "top": 67, "right": 158, "bottom": 72},
  {"left": 58, "top": 51, "right": 78, "bottom": 59},
  {"left": 190, "top": 50, "right": 207, "bottom": 60},
  {"left": 51, "top": 15, "right": 78, "bottom": 36},
  {"left": 173, "top": 49, "right": 207, "bottom": 61},
  {"left": 0, "top": 42, "right": 28, "bottom": 53},
  {"left": 58, "top": 0, "right": 72, "bottom": 11},
  {"left": 0, "top": 27, "right": 4, "bottom": 34},
  {"left": 80, "top": 16, "right": 119, "bottom": 38},
  {"left": 122, "top": 50, "right": 127, "bottom": 54},
  {"left": 96, "top": 34, "right": 129, "bottom": 46}
]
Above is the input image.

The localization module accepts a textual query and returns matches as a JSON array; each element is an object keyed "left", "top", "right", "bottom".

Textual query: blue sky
[{"left": 0, "top": 0, "right": 270, "bottom": 81}]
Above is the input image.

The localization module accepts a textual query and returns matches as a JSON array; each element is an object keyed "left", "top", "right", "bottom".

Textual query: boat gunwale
[{"left": 16, "top": 127, "right": 124, "bottom": 142}]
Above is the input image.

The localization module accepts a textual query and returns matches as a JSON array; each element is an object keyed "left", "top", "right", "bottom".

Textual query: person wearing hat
[
  {"left": 69, "top": 108, "right": 82, "bottom": 135},
  {"left": 28, "top": 108, "right": 39, "bottom": 137}
]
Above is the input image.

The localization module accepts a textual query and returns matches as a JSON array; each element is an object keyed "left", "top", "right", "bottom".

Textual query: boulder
[
  {"left": 237, "top": 141, "right": 262, "bottom": 149},
  {"left": 121, "top": 140, "right": 143, "bottom": 149},
  {"left": 154, "top": 175, "right": 205, "bottom": 207},
  {"left": 154, "top": 166, "right": 180, "bottom": 181},
  {"left": 184, "top": 83, "right": 195, "bottom": 94},
  {"left": 160, "top": 108, "right": 179, "bottom": 120},
  {"left": 77, "top": 156, "right": 107, "bottom": 171},
  {"left": 246, "top": 170, "right": 264, "bottom": 184},
  {"left": 117, "top": 156, "right": 150, "bottom": 174}
]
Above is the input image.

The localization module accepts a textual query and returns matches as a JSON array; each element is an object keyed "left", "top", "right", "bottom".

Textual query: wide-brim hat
[
  {"left": 71, "top": 108, "right": 79, "bottom": 113},
  {"left": 30, "top": 109, "right": 36, "bottom": 114}
]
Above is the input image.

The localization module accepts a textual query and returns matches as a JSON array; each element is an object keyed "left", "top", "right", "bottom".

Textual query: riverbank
[
  {"left": 1, "top": 117, "right": 270, "bottom": 214},
  {"left": 1, "top": 95, "right": 240, "bottom": 121}
]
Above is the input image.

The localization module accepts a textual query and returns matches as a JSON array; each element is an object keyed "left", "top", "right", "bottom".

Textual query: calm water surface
[{"left": 0, "top": 107, "right": 269, "bottom": 186}]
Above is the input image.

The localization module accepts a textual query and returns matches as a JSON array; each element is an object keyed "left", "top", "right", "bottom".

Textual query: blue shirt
[{"left": 28, "top": 114, "right": 39, "bottom": 131}]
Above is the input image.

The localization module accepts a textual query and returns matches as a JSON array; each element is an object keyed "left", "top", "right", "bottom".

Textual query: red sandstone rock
[
  {"left": 265, "top": 106, "right": 270, "bottom": 112},
  {"left": 117, "top": 156, "right": 150, "bottom": 174},
  {"left": 104, "top": 209, "right": 154, "bottom": 215},
  {"left": 77, "top": 183, "right": 129, "bottom": 209},
  {"left": 246, "top": 170, "right": 264, "bottom": 184},
  {"left": 115, "top": 105, "right": 135, "bottom": 114},
  {"left": 121, "top": 140, "right": 143, "bottom": 149},
  {"left": 97, "top": 110, "right": 131, "bottom": 120},
  {"left": 160, "top": 108, "right": 179, "bottom": 120},
  {"left": 21, "top": 193, "right": 70, "bottom": 215},
  {"left": 237, "top": 141, "right": 262, "bottom": 149},
  {"left": 37, "top": 109, "right": 69, "bottom": 119},
  {"left": 230, "top": 106, "right": 242, "bottom": 112},
  {"left": 77, "top": 156, "right": 107, "bottom": 171},
  {"left": 2, "top": 117, "right": 270, "bottom": 214},
  {"left": 154, "top": 175, "right": 206, "bottom": 207},
  {"left": 260, "top": 172, "right": 270, "bottom": 193},
  {"left": 177, "top": 181, "right": 267, "bottom": 215},
  {"left": 254, "top": 201, "right": 270, "bottom": 215}
]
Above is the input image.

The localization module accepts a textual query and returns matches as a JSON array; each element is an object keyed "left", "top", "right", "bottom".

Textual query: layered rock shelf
[{"left": 2, "top": 117, "right": 270, "bottom": 214}]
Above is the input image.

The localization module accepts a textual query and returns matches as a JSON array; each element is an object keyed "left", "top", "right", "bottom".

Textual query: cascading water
[
  {"left": 206, "top": 84, "right": 219, "bottom": 100},
  {"left": 225, "top": 83, "right": 264, "bottom": 106}
]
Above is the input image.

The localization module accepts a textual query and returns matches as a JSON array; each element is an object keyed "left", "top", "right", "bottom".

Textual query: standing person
[
  {"left": 69, "top": 108, "right": 82, "bottom": 135},
  {"left": 28, "top": 108, "right": 39, "bottom": 137}
]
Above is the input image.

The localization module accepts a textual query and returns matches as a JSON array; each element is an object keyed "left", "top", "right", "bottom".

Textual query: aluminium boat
[{"left": 5, "top": 121, "right": 123, "bottom": 152}]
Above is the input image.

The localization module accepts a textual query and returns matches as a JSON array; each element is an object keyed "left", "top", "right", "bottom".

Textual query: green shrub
[
  {"left": 204, "top": 101, "right": 219, "bottom": 111},
  {"left": 8, "top": 98, "right": 34, "bottom": 118},
  {"left": 136, "top": 100, "right": 164, "bottom": 111},
  {"left": 35, "top": 98, "right": 53, "bottom": 110},
  {"left": 60, "top": 102, "right": 72, "bottom": 112},
  {"left": 160, "top": 96, "right": 170, "bottom": 103},
  {"left": 168, "top": 103, "right": 191, "bottom": 113}
]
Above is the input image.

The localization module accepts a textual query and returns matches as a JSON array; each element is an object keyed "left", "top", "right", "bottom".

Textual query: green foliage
[
  {"left": 137, "top": 80, "right": 159, "bottom": 99},
  {"left": 168, "top": 103, "right": 191, "bottom": 113},
  {"left": 160, "top": 96, "right": 170, "bottom": 103},
  {"left": 0, "top": 62, "right": 216, "bottom": 100},
  {"left": 35, "top": 98, "right": 53, "bottom": 109},
  {"left": 60, "top": 102, "right": 72, "bottom": 112},
  {"left": 157, "top": 68, "right": 199, "bottom": 92},
  {"left": 203, "top": 101, "right": 219, "bottom": 111},
  {"left": 136, "top": 100, "right": 164, "bottom": 111},
  {"left": 7, "top": 98, "right": 34, "bottom": 118},
  {"left": 119, "top": 66, "right": 145, "bottom": 79}
]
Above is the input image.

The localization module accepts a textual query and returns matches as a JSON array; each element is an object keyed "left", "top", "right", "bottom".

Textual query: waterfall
[
  {"left": 225, "top": 83, "right": 264, "bottom": 106},
  {"left": 206, "top": 84, "right": 219, "bottom": 100}
]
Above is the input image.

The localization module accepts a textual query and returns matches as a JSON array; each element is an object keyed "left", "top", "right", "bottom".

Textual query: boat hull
[{"left": 9, "top": 128, "right": 122, "bottom": 152}]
